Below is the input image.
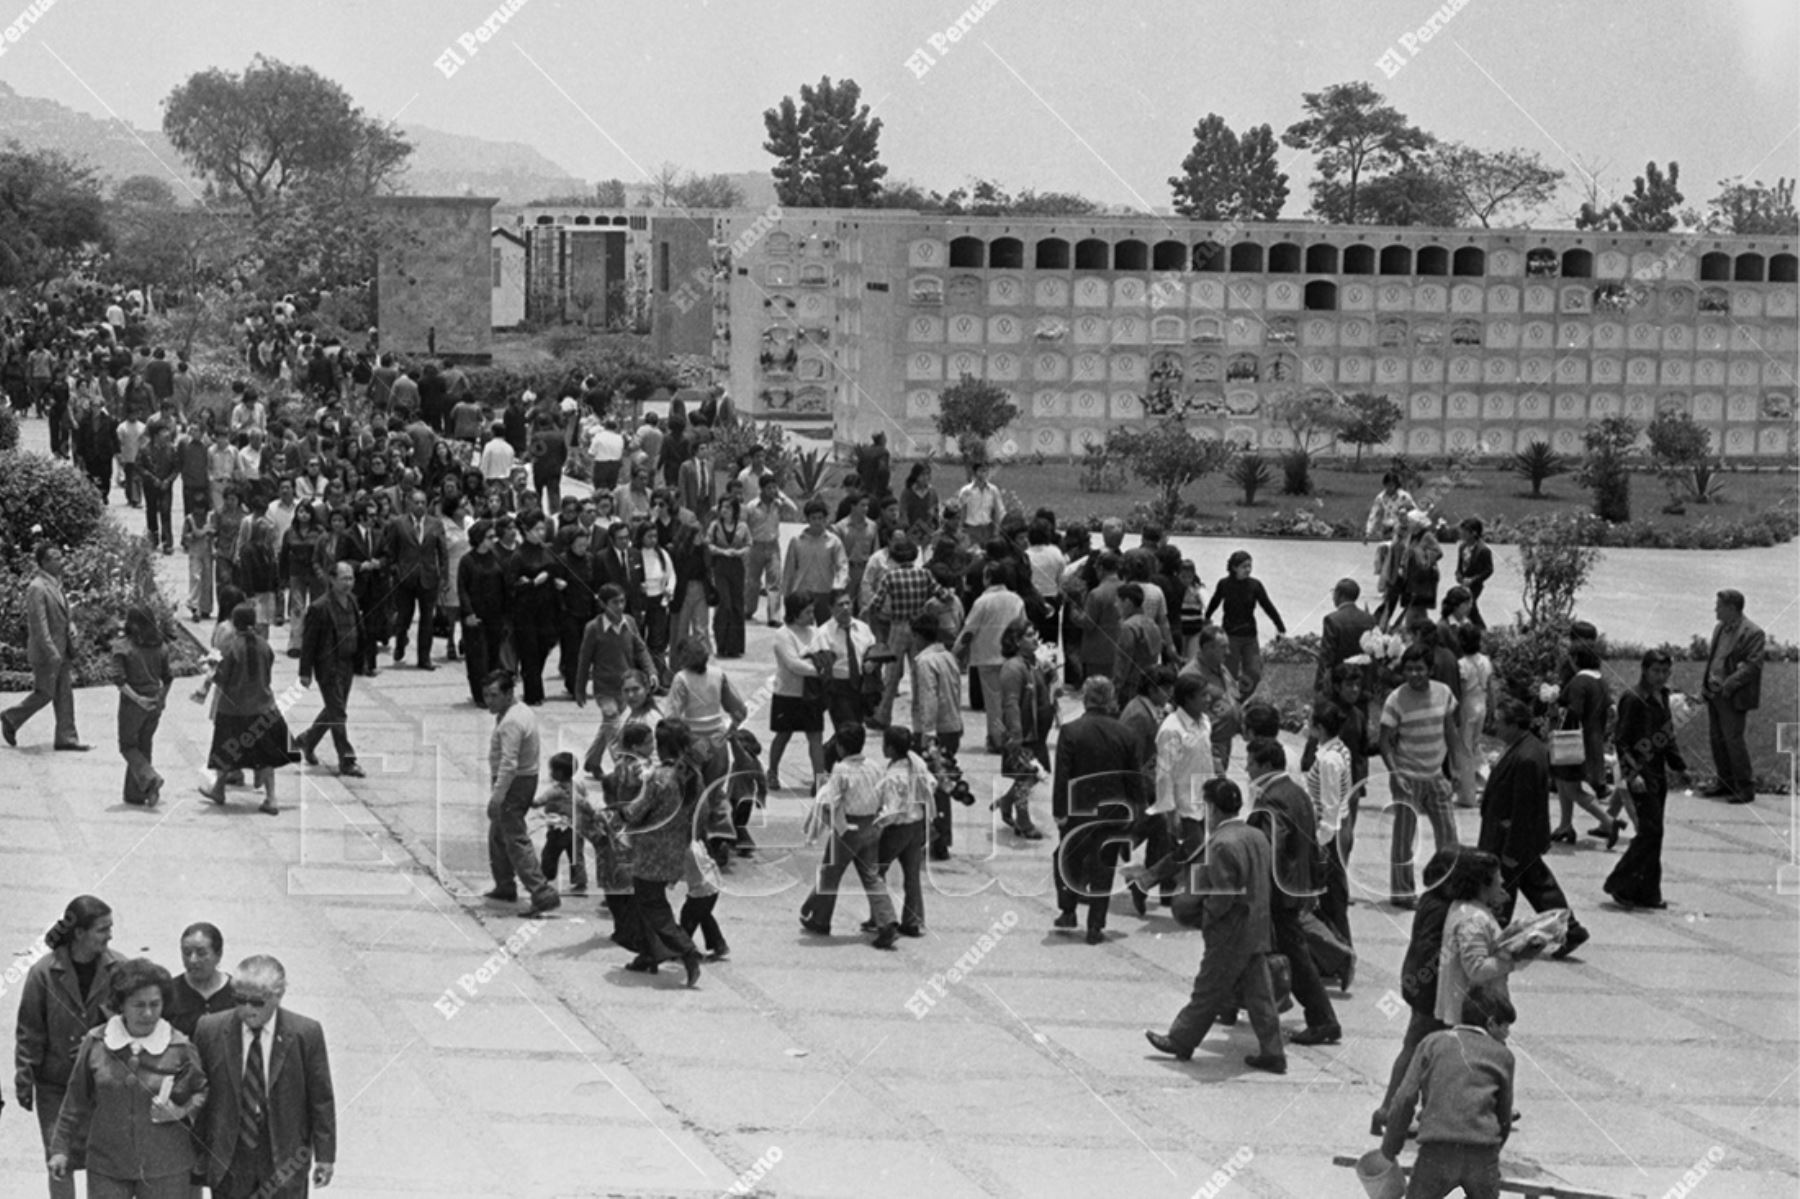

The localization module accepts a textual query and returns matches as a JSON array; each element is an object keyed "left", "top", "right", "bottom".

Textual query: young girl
[
  {"left": 1437, "top": 850, "right": 1535, "bottom": 1030},
  {"left": 182, "top": 501, "right": 215, "bottom": 621}
]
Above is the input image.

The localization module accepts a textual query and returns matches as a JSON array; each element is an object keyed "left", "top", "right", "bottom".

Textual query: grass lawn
[
  {"left": 950, "top": 458, "right": 1798, "bottom": 539},
  {"left": 1255, "top": 659, "right": 1799, "bottom": 793}
]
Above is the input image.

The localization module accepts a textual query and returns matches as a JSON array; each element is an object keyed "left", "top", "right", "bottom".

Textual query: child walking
[
  {"left": 535, "top": 752, "right": 591, "bottom": 895},
  {"left": 1378, "top": 986, "right": 1517, "bottom": 1199}
]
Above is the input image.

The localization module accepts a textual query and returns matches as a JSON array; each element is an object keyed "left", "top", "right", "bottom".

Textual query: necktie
[
  {"left": 843, "top": 622, "right": 859, "bottom": 682},
  {"left": 240, "top": 1028, "right": 267, "bottom": 1152}
]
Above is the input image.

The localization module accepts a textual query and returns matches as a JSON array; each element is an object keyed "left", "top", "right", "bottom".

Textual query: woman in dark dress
[
  {"left": 553, "top": 524, "right": 598, "bottom": 698},
  {"left": 507, "top": 509, "right": 562, "bottom": 706},
  {"left": 162, "top": 921, "right": 237, "bottom": 1038},
  {"left": 457, "top": 519, "right": 511, "bottom": 706},
  {"left": 1605, "top": 651, "right": 1686, "bottom": 908},
  {"left": 199, "top": 604, "right": 290, "bottom": 814},
  {"left": 708, "top": 497, "right": 750, "bottom": 658}
]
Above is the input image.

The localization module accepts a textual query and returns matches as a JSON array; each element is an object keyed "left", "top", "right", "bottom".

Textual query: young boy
[
  {"left": 535, "top": 752, "right": 591, "bottom": 895},
  {"left": 1379, "top": 986, "right": 1516, "bottom": 1199}
]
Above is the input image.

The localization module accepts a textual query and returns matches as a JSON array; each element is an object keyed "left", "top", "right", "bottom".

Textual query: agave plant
[
  {"left": 1512, "top": 439, "right": 1568, "bottom": 498},
  {"left": 791, "top": 447, "right": 832, "bottom": 502}
]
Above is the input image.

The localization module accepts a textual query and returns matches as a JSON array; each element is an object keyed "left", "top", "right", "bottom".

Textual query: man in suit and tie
[
  {"left": 1246, "top": 737, "right": 1341, "bottom": 1043},
  {"left": 1144, "top": 776, "right": 1287, "bottom": 1075},
  {"left": 1316, "top": 578, "right": 1377, "bottom": 695},
  {"left": 1051, "top": 677, "right": 1146, "bottom": 944},
  {"left": 193, "top": 955, "right": 336, "bottom": 1198},
  {"left": 384, "top": 489, "right": 447, "bottom": 670},
  {"left": 1703, "top": 589, "right": 1763, "bottom": 805},
  {"left": 2, "top": 544, "right": 88, "bottom": 750}
]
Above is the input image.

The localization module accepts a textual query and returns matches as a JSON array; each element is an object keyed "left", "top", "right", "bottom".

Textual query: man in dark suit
[
  {"left": 1479, "top": 697, "right": 1590, "bottom": 958},
  {"left": 2, "top": 543, "right": 87, "bottom": 750},
  {"left": 384, "top": 489, "right": 447, "bottom": 669},
  {"left": 193, "top": 955, "right": 336, "bottom": 1198},
  {"left": 297, "top": 562, "right": 366, "bottom": 779},
  {"left": 1455, "top": 517, "right": 1494, "bottom": 629},
  {"left": 1703, "top": 589, "right": 1763, "bottom": 805},
  {"left": 1145, "top": 776, "right": 1287, "bottom": 1074},
  {"left": 1051, "top": 677, "right": 1146, "bottom": 944},
  {"left": 1316, "top": 577, "right": 1377, "bottom": 695},
  {"left": 1246, "top": 737, "right": 1341, "bottom": 1043}
]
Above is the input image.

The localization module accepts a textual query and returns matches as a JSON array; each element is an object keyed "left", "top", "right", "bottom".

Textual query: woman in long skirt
[
  {"left": 198, "top": 604, "right": 290, "bottom": 814},
  {"left": 113, "top": 605, "right": 172, "bottom": 807},
  {"left": 709, "top": 497, "right": 750, "bottom": 658}
]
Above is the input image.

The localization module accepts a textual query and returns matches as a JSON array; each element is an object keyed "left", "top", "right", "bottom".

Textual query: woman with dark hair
[
  {"left": 552, "top": 524, "right": 597, "bottom": 699},
  {"left": 163, "top": 922, "right": 236, "bottom": 1038},
  {"left": 112, "top": 605, "right": 172, "bottom": 808},
  {"left": 899, "top": 462, "right": 940, "bottom": 535},
  {"left": 1436, "top": 847, "right": 1536, "bottom": 1028},
  {"left": 620, "top": 720, "right": 706, "bottom": 986},
  {"left": 1403, "top": 531, "right": 1443, "bottom": 632},
  {"left": 281, "top": 502, "right": 324, "bottom": 657},
  {"left": 506, "top": 509, "right": 562, "bottom": 706},
  {"left": 767, "top": 593, "right": 827, "bottom": 792},
  {"left": 14, "top": 896, "right": 121, "bottom": 1199},
  {"left": 1203, "top": 550, "right": 1285, "bottom": 697},
  {"left": 457, "top": 518, "right": 510, "bottom": 706},
  {"left": 1439, "top": 584, "right": 1474, "bottom": 638},
  {"left": 1550, "top": 641, "right": 1619, "bottom": 847},
  {"left": 48, "top": 957, "right": 206, "bottom": 1196},
  {"left": 708, "top": 495, "right": 751, "bottom": 658},
  {"left": 198, "top": 603, "right": 289, "bottom": 814},
  {"left": 635, "top": 521, "right": 676, "bottom": 683},
  {"left": 1605, "top": 650, "right": 1687, "bottom": 909},
  {"left": 424, "top": 438, "right": 457, "bottom": 494}
]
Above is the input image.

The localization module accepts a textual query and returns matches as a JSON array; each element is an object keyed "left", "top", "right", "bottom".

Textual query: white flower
[{"left": 1536, "top": 682, "right": 1561, "bottom": 704}]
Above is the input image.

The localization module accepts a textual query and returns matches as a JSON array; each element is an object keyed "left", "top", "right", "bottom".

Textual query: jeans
[
  {"left": 1225, "top": 633, "right": 1264, "bottom": 695},
  {"left": 117, "top": 700, "right": 162, "bottom": 803},
  {"left": 800, "top": 818, "right": 895, "bottom": 930},
  {"left": 877, "top": 819, "right": 927, "bottom": 930},
  {"left": 488, "top": 774, "right": 552, "bottom": 901},
  {"left": 1388, "top": 771, "right": 1459, "bottom": 902},
  {"left": 745, "top": 541, "right": 781, "bottom": 621},
  {"left": 142, "top": 482, "right": 174, "bottom": 549}
]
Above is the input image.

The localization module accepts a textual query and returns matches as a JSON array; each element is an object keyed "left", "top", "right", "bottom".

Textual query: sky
[{"left": 2, "top": 0, "right": 1797, "bottom": 222}]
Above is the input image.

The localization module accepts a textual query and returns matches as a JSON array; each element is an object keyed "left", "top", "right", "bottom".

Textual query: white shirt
[
  {"left": 240, "top": 1011, "right": 277, "bottom": 1085},
  {"left": 480, "top": 437, "right": 516, "bottom": 480},
  {"left": 812, "top": 618, "right": 877, "bottom": 680},
  {"left": 1153, "top": 707, "right": 1213, "bottom": 819},
  {"left": 958, "top": 480, "right": 1005, "bottom": 527},
  {"left": 1307, "top": 737, "right": 1353, "bottom": 845},
  {"left": 587, "top": 427, "right": 625, "bottom": 462}
]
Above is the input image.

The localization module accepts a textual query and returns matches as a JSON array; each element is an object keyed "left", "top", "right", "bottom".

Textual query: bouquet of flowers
[{"left": 1536, "top": 682, "right": 1561, "bottom": 706}]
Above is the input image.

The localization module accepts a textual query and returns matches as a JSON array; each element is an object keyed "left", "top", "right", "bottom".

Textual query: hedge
[{"left": 0, "top": 450, "right": 107, "bottom": 556}]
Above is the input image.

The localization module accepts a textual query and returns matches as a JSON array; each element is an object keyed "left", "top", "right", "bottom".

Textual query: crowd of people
[{"left": 3, "top": 302, "right": 1773, "bottom": 1194}]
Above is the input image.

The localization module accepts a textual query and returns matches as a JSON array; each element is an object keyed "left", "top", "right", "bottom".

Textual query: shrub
[
  {"left": 1279, "top": 448, "right": 1313, "bottom": 496},
  {"left": 1511, "top": 440, "right": 1568, "bottom": 498},
  {"left": 934, "top": 375, "right": 1018, "bottom": 473},
  {"left": 1108, "top": 421, "right": 1235, "bottom": 527},
  {"left": 1228, "top": 452, "right": 1272, "bottom": 506},
  {"left": 1513, "top": 512, "right": 1602, "bottom": 629},
  {"left": 1486, "top": 621, "right": 1570, "bottom": 700},
  {"left": 1334, "top": 392, "right": 1402, "bottom": 470},
  {"left": 0, "top": 405, "right": 19, "bottom": 452},
  {"left": 0, "top": 523, "right": 200, "bottom": 690},
  {"left": 1262, "top": 632, "right": 1323, "bottom": 664},
  {"left": 0, "top": 450, "right": 107, "bottom": 555},
  {"left": 1078, "top": 443, "right": 1127, "bottom": 493}
]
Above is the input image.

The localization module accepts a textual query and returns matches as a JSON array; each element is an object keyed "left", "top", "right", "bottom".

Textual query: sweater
[
  {"left": 1382, "top": 1026, "right": 1514, "bottom": 1158},
  {"left": 1203, "top": 575, "right": 1285, "bottom": 638}
]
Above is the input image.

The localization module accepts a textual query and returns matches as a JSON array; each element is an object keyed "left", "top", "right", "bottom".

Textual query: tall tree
[
  {"left": 162, "top": 56, "right": 410, "bottom": 222},
  {"left": 646, "top": 161, "right": 684, "bottom": 207},
  {"left": 1355, "top": 160, "right": 1463, "bottom": 226},
  {"left": 1431, "top": 144, "right": 1564, "bottom": 227},
  {"left": 1705, "top": 176, "right": 1799, "bottom": 235},
  {"left": 671, "top": 172, "right": 745, "bottom": 209},
  {"left": 1281, "top": 82, "right": 1430, "bottom": 224},
  {"left": 763, "top": 76, "right": 887, "bottom": 207},
  {"left": 1576, "top": 160, "right": 1683, "bottom": 232},
  {"left": 1168, "top": 116, "right": 1289, "bottom": 221},
  {"left": 0, "top": 144, "right": 108, "bottom": 290},
  {"left": 594, "top": 178, "right": 628, "bottom": 206}
]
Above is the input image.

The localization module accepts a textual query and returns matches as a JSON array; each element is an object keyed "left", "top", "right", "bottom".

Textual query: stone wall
[{"left": 376, "top": 196, "right": 497, "bottom": 361}]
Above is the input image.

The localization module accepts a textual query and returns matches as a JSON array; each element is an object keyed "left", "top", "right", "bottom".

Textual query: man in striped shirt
[{"left": 1378, "top": 646, "right": 1462, "bottom": 907}]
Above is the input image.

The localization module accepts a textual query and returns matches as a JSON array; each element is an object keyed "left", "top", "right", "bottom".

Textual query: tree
[
  {"left": 1109, "top": 422, "right": 1236, "bottom": 526},
  {"left": 163, "top": 56, "right": 410, "bottom": 223},
  {"left": 104, "top": 182, "right": 216, "bottom": 291},
  {"left": 1430, "top": 144, "right": 1564, "bottom": 227},
  {"left": 1576, "top": 160, "right": 1682, "bottom": 232},
  {"left": 933, "top": 374, "right": 1018, "bottom": 468},
  {"left": 1335, "top": 392, "right": 1402, "bottom": 468},
  {"left": 1515, "top": 514, "right": 1602, "bottom": 629},
  {"left": 1575, "top": 416, "right": 1639, "bottom": 522},
  {"left": 1281, "top": 82, "right": 1431, "bottom": 224},
  {"left": 763, "top": 76, "right": 887, "bottom": 207},
  {"left": 1168, "top": 115, "right": 1289, "bottom": 221},
  {"left": 594, "top": 178, "right": 628, "bottom": 206},
  {"left": 1646, "top": 409, "right": 1724, "bottom": 505},
  {"left": 0, "top": 144, "right": 109, "bottom": 291},
  {"left": 874, "top": 179, "right": 948, "bottom": 210},
  {"left": 669, "top": 172, "right": 745, "bottom": 209},
  {"left": 1265, "top": 392, "right": 1346, "bottom": 463},
  {"left": 113, "top": 175, "right": 178, "bottom": 207},
  {"left": 1705, "top": 177, "right": 1799, "bottom": 236},
  {"left": 1355, "top": 161, "right": 1463, "bottom": 226}
]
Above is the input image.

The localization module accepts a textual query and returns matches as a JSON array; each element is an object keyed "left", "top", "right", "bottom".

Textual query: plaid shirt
[{"left": 868, "top": 564, "right": 950, "bottom": 624}]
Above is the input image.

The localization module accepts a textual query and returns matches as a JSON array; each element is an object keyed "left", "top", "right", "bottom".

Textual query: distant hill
[{"left": 0, "top": 81, "right": 586, "bottom": 205}]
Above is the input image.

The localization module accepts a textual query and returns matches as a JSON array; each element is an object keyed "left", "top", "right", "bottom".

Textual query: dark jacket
[
  {"left": 1479, "top": 731, "right": 1553, "bottom": 864},
  {"left": 1051, "top": 711, "right": 1145, "bottom": 821},
  {"left": 1249, "top": 773, "right": 1320, "bottom": 912},
  {"left": 193, "top": 1008, "right": 336, "bottom": 1195},
  {"left": 1707, "top": 616, "right": 1765, "bottom": 712},
  {"left": 383, "top": 513, "right": 448, "bottom": 594},
  {"left": 1318, "top": 602, "right": 1377, "bottom": 692},
  {"left": 13, "top": 946, "right": 125, "bottom": 1094},
  {"left": 457, "top": 550, "right": 510, "bottom": 622},
  {"left": 1195, "top": 820, "right": 1273, "bottom": 954},
  {"left": 300, "top": 591, "right": 362, "bottom": 679}
]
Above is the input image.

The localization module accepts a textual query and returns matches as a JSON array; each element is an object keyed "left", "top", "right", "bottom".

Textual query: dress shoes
[
  {"left": 1289, "top": 1023, "right": 1342, "bottom": 1046},
  {"left": 1052, "top": 912, "right": 1078, "bottom": 930},
  {"left": 339, "top": 762, "right": 366, "bottom": 778},
  {"left": 1243, "top": 1054, "right": 1288, "bottom": 1075},
  {"left": 2, "top": 719, "right": 17, "bottom": 747},
  {"left": 482, "top": 887, "right": 519, "bottom": 903},
  {"left": 521, "top": 892, "right": 562, "bottom": 918},
  {"left": 54, "top": 742, "right": 92, "bottom": 752},
  {"left": 1085, "top": 927, "right": 1106, "bottom": 945},
  {"left": 800, "top": 917, "right": 831, "bottom": 936},
  {"left": 1144, "top": 1030, "right": 1191, "bottom": 1061},
  {"left": 1551, "top": 924, "right": 1590, "bottom": 959},
  {"left": 872, "top": 924, "right": 900, "bottom": 950}
]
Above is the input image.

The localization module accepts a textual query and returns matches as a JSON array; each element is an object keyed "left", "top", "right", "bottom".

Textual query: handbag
[{"left": 1550, "top": 729, "right": 1584, "bottom": 767}]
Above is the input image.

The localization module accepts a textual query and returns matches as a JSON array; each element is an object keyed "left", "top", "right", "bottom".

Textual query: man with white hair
[{"left": 193, "top": 955, "right": 337, "bottom": 1197}]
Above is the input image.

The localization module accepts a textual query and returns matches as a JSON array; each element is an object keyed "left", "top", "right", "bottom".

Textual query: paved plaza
[{"left": 2, "top": 436, "right": 1796, "bottom": 1197}]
